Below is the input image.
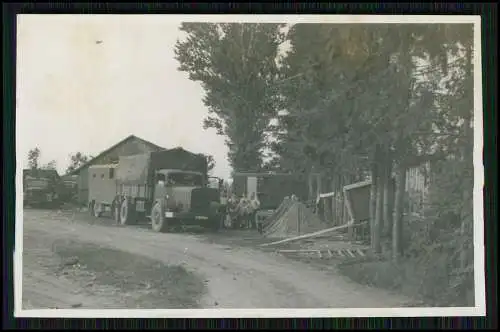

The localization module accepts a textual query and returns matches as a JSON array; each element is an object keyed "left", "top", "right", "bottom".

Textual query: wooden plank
[
  {"left": 343, "top": 180, "right": 372, "bottom": 192},
  {"left": 259, "top": 223, "right": 351, "bottom": 247},
  {"left": 277, "top": 249, "right": 322, "bottom": 253},
  {"left": 347, "top": 249, "right": 356, "bottom": 258}
]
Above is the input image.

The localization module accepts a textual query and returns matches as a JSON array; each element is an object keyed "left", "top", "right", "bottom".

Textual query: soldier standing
[
  {"left": 227, "top": 194, "right": 239, "bottom": 229},
  {"left": 238, "top": 195, "right": 251, "bottom": 228},
  {"left": 249, "top": 192, "right": 261, "bottom": 230}
]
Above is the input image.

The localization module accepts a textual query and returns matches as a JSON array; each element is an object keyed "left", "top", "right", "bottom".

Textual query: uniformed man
[
  {"left": 249, "top": 192, "right": 261, "bottom": 229},
  {"left": 237, "top": 194, "right": 252, "bottom": 228},
  {"left": 227, "top": 194, "right": 239, "bottom": 229}
]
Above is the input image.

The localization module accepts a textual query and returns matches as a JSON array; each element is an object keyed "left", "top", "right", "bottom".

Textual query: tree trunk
[
  {"left": 369, "top": 163, "right": 378, "bottom": 247},
  {"left": 378, "top": 149, "right": 387, "bottom": 232},
  {"left": 316, "top": 173, "right": 324, "bottom": 221},
  {"left": 308, "top": 171, "right": 315, "bottom": 203},
  {"left": 323, "top": 177, "right": 332, "bottom": 223},
  {"left": 340, "top": 175, "right": 346, "bottom": 224},
  {"left": 374, "top": 163, "right": 384, "bottom": 254},
  {"left": 393, "top": 164, "right": 407, "bottom": 262},
  {"left": 383, "top": 155, "right": 394, "bottom": 238},
  {"left": 316, "top": 173, "right": 322, "bottom": 198}
]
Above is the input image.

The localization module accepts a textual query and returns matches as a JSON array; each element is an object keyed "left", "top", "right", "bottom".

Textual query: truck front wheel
[
  {"left": 151, "top": 202, "right": 169, "bottom": 233},
  {"left": 120, "top": 198, "right": 135, "bottom": 225},
  {"left": 209, "top": 217, "right": 222, "bottom": 232}
]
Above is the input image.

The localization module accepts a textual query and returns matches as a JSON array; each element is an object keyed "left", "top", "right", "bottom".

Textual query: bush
[
  {"left": 403, "top": 156, "right": 474, "bottom": 306},
  {"left": 339, "top": 155, "right": 474, "bottom": 307}
]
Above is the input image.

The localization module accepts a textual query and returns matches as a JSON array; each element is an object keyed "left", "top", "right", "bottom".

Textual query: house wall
[
  {"left": 405, "top": 161, "right": 431, "bottom": 215},
  {"left": 75, "top": 139, "right": 162, "bottom": 205},
  {"left": 315, "top": 161, "right": 432, "bottom": 224}
]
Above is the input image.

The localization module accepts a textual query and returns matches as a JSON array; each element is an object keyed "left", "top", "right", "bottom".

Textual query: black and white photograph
[{"left": 15, "top": 14, "right": 485, "bottom": 317}]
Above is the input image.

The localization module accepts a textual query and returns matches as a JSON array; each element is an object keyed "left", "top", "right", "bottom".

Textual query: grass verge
[
  {"left": 52, "top": 240, "right": 205, "bottom": 309},
  {"left": 337, "top": 256, "right": 474, "bottom": 307}
]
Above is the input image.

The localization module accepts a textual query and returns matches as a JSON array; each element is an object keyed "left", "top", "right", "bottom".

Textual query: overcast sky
[
  {"left": 16, "top": 15, "right": 478, "bottom": 182},
  {"left": 16, "top": 15, "right": 230, "bottom": 179}
]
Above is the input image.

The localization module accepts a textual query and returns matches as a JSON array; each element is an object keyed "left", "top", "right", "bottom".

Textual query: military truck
[
  {"left": 23, "top": 169, "right": 62, "bottom": 208},
  {"left": 88, "top": 148, "right": 223, "bottom": 232},
  {"left": 232, "top": 172, "right": 308, "bottom": 209},
  {"left": 60, "top": 174, "right": 79, "bottom": 205}
]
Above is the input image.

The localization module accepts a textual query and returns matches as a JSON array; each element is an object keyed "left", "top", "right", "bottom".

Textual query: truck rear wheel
[
  {"left": 93, "top": 203, "right": 102, "bottom": 218},
  {"left": 151, "top": 202, "right": 169, "bottom": 233},
  {"left": 119, "top": 198, "right": 135, "bottom": 225}
]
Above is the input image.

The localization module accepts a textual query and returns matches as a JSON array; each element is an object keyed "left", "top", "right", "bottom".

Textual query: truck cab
[{"left": 150, "top": 169, "right": 222, "bottom": 232}]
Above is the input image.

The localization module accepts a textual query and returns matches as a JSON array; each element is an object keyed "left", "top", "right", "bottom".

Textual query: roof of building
[
  {"left": 23, "top": 169, "right": 60, "bottom": 180},
  {"left": 88, "top": 164, "right": 119, "bottom": 169},
  {"left": 69, "top": 135, "right": 166, "bottom": 175}
]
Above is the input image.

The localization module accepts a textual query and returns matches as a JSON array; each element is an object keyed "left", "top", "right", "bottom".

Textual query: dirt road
[{"left": 22, "top": 209, "right": 414, "bottom": 309}]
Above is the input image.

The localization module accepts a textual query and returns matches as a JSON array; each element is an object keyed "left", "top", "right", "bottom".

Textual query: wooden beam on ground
[
  {"left": 260, "top": 223, "right": 351, "bottom": 247},
  {"left": 276, "top": 249, "right": 322, "bottom": 253}
]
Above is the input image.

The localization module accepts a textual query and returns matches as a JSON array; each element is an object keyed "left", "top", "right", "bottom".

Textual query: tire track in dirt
[{"left": 23, "top": 209, "right": 414, "bottom": 308}]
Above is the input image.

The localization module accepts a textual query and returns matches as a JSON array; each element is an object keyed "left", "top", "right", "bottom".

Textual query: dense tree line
[
  {"left": 27, "top": 147, "right": 57, "bottom": 171},
  {"left": 27, "top": 148, "right": 93, "bottom": 175},
  {"left": 175, "top": 23, "right": 475, "bottom": 305}
]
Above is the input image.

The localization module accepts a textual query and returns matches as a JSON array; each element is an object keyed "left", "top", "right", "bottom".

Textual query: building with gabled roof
[{"left": 69, "top": 135, "right": 166, "bottom": 205}]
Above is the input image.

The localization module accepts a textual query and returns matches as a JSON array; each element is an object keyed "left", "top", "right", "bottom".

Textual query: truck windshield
[{"left": 167, "top": 173, "right": 203, "bottom": 186}]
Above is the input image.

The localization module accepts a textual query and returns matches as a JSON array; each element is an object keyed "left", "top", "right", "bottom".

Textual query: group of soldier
[{"left": 224, "top": 192, "right": 261, "bottom": 229}]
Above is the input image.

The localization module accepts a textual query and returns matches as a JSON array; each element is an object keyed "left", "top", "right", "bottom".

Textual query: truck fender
[{"left": 152, "top": 199, "right": 164, "bottom": 212}]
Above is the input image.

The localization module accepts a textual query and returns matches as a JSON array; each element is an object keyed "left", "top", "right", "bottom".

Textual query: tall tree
[
  {"left": 276, "top": 24, "right": 396, "bottom": 232},
  {"left": 66, "top": 152, "right": 92, "bottom": 174},
  {"left": 202, "top": 154, "right": 216, "bottom": 175},
  {"left": 275, "top": 23, "right": 471, "bottom": 255},
  {"left": 175, "top": 23, "right": 284, "bottom": 172},
  {"left": 27, "top": 147, "right": 41, "bottom": 170}
]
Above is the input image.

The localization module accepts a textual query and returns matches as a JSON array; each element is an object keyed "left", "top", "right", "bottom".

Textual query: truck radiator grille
[{"left": 190, "top": 188, "right": 219, "bottom": 213}]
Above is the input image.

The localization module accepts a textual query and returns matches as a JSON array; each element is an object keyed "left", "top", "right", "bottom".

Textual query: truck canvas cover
[
  {"left": 116, "top": 148, "right": 208, "bottom": 185},
  {"left": 116, "top": 153, "right": 151, "bottom": 184}
]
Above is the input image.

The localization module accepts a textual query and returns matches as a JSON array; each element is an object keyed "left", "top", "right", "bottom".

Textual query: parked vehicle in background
[
  {"left": 232, "top": 172, "right": 308, "bottom": 228},
  {"left": 87, "top": 148, "right": 224, "bottom": 233},
  {"left": 23, "top": 169, "right": 62, "bottom": 208},
  {"left": 59, "top": 174, "right": 79, "bottom": 205}
]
